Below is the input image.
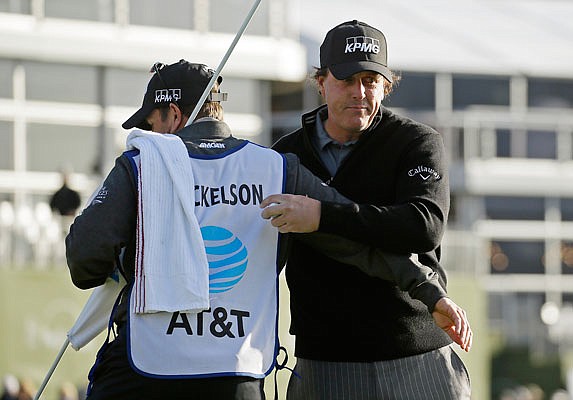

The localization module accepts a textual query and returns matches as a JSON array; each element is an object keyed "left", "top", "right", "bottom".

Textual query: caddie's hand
[
  {"left": 260, "top": 194, "right": 321, "bottom": 233},
  {"left": 432, "top": 297, "right": 473, "bottom": 352}
]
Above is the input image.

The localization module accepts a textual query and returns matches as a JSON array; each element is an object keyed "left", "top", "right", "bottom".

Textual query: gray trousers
[{"left": 286, "top": 346, "right": 471, "bottom": 400}]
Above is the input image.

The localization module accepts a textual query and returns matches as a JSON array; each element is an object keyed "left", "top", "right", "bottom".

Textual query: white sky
[{"left": 295, "top": 0, "right": 573, "bottom": 78}]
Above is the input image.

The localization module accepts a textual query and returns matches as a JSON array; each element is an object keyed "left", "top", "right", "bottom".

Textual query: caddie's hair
[
  {"left": 312, "top": 66, "right": 400, "bottom": 97},
  {"left": 160, "top": 81, "right": 224, "bottom": 122}
]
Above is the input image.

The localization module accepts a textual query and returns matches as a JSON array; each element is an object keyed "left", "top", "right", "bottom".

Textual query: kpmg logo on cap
[
  {"left": 345, "top": 36, "right": 380, "bottom": 54},
  {"left": 201, "top": 226, "right": 248, "bottom": 294},
  {"left": 154, "top": 88, "right": 181, "bottom": 103}
]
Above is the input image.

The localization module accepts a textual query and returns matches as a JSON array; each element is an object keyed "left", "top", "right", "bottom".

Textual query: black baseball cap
[
  {"left": 122, "top": 59, "right": 226, "bottom": 130},
  {"left": 320, "top": 20, "right": 392, "bottom": 83}
]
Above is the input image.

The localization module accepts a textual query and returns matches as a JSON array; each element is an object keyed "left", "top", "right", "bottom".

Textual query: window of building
[
  {"left": 488, "top": 293, "right": 503, "bottom": 323},
  {"left": 490, "top": 240, "right": 545, "bottom": 274},
  {"left": 0, "top": 0, "right": 31, "bottom": 14},
  {"left": 105, "top": 67, "right": 150, "bottom": 107},
  {"left": 24, "top": 62, "right": 98, "bottom": 104},
  {"left": 0, "top": 59, "right": 14, "bottom": 98},
  {"left": 491, "top": 129, "right": 558, "bottom": 159},
  {"left": 563, "top": 293, "right": 573, "bottom": 305},
  {"left": 0, "top": 122, "right": 14, "bottom": 170},
  {"left": 384, "top": 71, "right": 434, "bottom": 110},
  {"left": 485, "top": 196, "right": 545, "bottom": 220},
  {"left": 528, "top": 78, "right": 573, "bottom": 108},
  {"left": 222, "top": 78, "right": 260, "bottom": 114},
  {"left": 130, "top": 0, "right": 194, "bottom": 29},
  {"left": 270, "top": 81, "right": 305, "bottom": 143},
  {"left": 445, "top": 127, "right": 465, "bottom": 162},
  {"left": 561, "top": 198, "right": 573, "bottom": 221},
  {"left": 496, "top": 129, "right": 511, "bottom": 158},
  {"left": 527, "top": 130, "right": 557, "bottom": 159},
  {"left": 44, "top": 0, "right": 113, "bottom": 22},
  {"left": 562, "top": 241, "right": 573, "bottom": 275},
  {"left": 271, "top": 81, "right": 303, "bottom": 112},
  {"left": 210, "top": 0, "right": 269, "bottom": 35},
  {"left": 452, "top": 74, "right": 510, "bottom": 110},
  {"left": 27, "top": 123, "right": 99, "bottom": 174}
]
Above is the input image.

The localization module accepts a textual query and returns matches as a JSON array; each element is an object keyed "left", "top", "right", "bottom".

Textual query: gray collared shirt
[{"left": 311, "top": 110, "right": 358, "bottom": 177}]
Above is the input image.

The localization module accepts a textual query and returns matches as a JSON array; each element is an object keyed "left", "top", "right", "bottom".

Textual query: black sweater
[{"left": 272, "top": 106, "right": 452, "bottom": 361}]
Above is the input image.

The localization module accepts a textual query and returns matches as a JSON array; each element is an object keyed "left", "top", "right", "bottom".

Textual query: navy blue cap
[{"left": 122, "top": 60, "right": 225, "bottom": 130}]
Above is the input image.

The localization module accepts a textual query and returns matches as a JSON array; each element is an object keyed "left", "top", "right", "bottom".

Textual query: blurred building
[{"left": 0, "top": 0, "right": 305, "bottom": 265}]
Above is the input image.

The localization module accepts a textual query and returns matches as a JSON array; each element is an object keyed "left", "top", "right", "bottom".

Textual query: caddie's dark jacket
[{"left": 272, "top": 105, "right": 453, "bottom": 361}]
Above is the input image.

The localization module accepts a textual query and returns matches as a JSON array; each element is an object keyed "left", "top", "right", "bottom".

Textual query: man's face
[{"left": 318, "top": 70, "right": 385, "bottom": 142}]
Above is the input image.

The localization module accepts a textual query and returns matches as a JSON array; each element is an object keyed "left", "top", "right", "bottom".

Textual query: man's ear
[
  {"left": 317, "top": 76, "right": 326, "bottom": 98},
  {"left": 169, "top": 103, "right": 182, "bottom": 133},
  {"left": 169, "top": 103, "right": 181, "bottom": 119}
]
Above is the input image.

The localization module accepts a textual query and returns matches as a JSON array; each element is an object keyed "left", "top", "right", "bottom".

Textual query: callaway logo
[
  {"left": 345, "top": 36, "right": 380, "bottom": 54},
  {"left": 199, "top": 142, "right": 226, "bottom": 149},
  {"left": 92, "top": 185, "right": 108, "bottom": 204},
  {"left": 155, "top": 88, "right": 181, "bottom": 103},
  {"left": 408, "top": 165, "right": 441, "bottom": 181}
]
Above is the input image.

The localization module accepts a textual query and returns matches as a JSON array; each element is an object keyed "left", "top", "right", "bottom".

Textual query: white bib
[{"left": 127, "top": 141, "right": 284, "bottom": 378}]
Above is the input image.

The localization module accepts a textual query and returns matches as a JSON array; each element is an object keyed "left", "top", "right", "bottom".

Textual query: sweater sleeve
[
  {"left": 65, "top": 155, "right": 137, "bottom": 289},
  {"left": 319, "top": 133, "right": 450, "bottom": 254},
  {"left": 284, "top": 152, "right": 447, "bottom": 309},
  {"left": 297, "top": 232, "right": 447, "bottom": 310}
]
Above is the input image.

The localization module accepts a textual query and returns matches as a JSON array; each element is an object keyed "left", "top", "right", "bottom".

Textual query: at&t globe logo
[{"left": 200, "top": 226, "right": 248, "bottom": 294}]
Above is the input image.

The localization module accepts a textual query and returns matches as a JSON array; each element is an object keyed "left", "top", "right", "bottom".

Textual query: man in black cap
[
  {"left": 67, "top": 60, "right": 292, "bottom": 400},
  {"left": 66, "top": 59, "right": 470, "bottom": 400},
  {"left": 263, "top": 20, "right": 473, "bottom": 399}
]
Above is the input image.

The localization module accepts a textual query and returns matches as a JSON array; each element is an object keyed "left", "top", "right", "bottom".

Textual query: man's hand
[
  {"left": 432, "top": 297, "right": 473, "bottom": 352},
  {"left": 260, "top": 194, "right": 321, "bottom": 233}
]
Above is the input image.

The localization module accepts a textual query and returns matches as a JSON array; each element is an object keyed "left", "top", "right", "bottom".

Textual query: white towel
[{"left": 126, "top": 130, "right": 210, "bottom": 314}]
